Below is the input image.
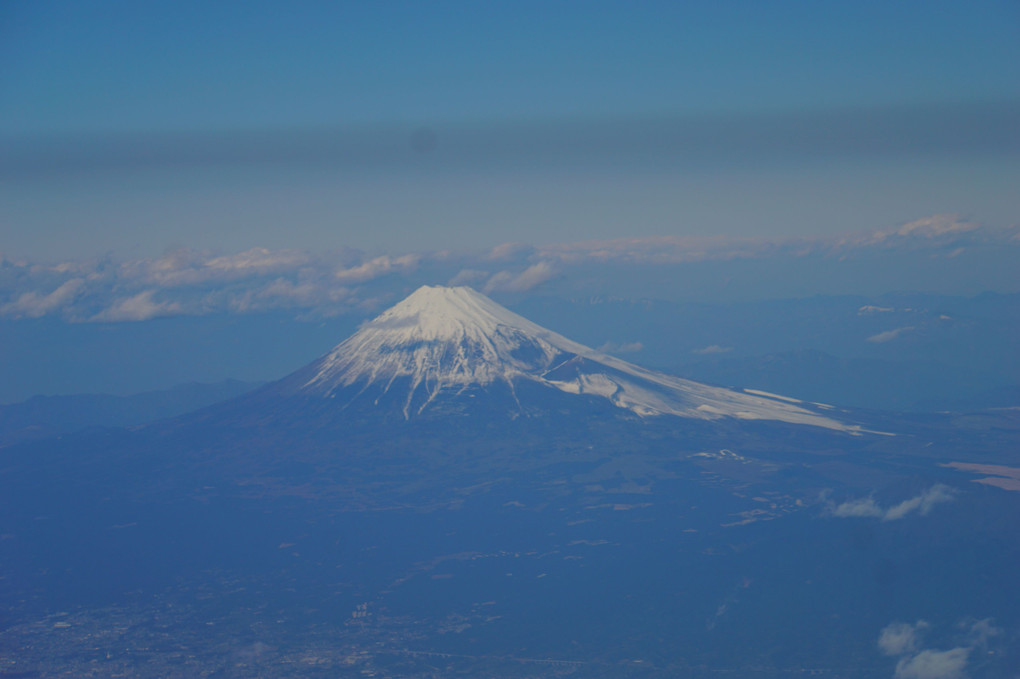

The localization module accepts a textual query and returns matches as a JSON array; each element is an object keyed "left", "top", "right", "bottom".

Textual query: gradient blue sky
[{"left": 2, "top": 0, "right": 1019, "bottom": 258}]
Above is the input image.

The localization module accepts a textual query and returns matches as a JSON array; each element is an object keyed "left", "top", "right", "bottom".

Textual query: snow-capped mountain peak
[
  {"left": 331, "top": 284, "right": 582, "bottom": 354},
  {"left": 293, "top": 285, "right": 865, "bottom": 432},
  {"left": 299, "top": 286, "right": 585, "bottom": 406}
]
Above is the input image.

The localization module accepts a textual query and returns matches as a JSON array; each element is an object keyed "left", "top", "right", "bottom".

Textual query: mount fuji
[{"left": 254, "top": 285, "right": 859, "bottom": 432}]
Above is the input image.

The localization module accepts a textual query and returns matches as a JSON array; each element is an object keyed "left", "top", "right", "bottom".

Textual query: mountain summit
[{"left": 275, "top": 285, "right": 857, "bottom": 432}]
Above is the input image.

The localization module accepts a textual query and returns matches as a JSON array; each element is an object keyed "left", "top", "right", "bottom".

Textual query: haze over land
[{"left": 1, "top": 2, "right": 1018, "bottom": 677}]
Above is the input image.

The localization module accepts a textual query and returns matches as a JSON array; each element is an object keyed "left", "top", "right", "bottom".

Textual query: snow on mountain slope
[{"left": 294, "top": 285, "right": 864, "bottom": 432}]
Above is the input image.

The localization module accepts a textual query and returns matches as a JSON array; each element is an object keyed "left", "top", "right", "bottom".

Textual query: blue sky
[
  {"left": 1, "top": 0, "right": 1019, "bottom": 257},
  {"left": 4, "top": 1, "right": 1019, "bottom": 132}
]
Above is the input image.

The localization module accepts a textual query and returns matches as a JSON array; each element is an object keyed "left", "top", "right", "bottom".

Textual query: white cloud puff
[
  {"left": 879, "top": 621, "right": 928, "bottom": 656},
  {"left": 447, "top": 269, "right": 489, "bottom": 286},
  {"left": 118, "top": 247, "right": 315, "bottom": 288},
  {"left": 894, "top": 648, "right": 970, "bottom": 679},
  {"left": 91, "top": 290, "right": 183, "bottom": 322},
  {"left": 693, "top": 344, "right": 733, "bottom": 355},
  {"left": 883, "top": 485, "right": 956, "bottom": 520},
  {"left": 867, "top": 326, "right": 914, "bottom": 343},
  {"left": 204, "top": 248, "right": 311, "bottom": 276},
  {"left": 335, "top": 254, "right": 419, "bottom": 283},
  {"left": 484, "top": 261, "right": 557, "bottom": 293},
  {"left": 879, "top": 618, "right": 1003, "bottom": 679},
  {"left": 893, "top": 215, "right": 980, "bottom": 239},
  {"left": 962, "top": 618, "right": 1002, "bottom": 647},
  {"left": 597, "top": 341, "right": 644, "bottom": 354},
  {"left": 0, "top": 278, "right": 85, "bottom": 318},
  {"left": 487, "top": 242, "right": 535, "bottom": 261},
  {"left": 828, "top": 485, "right": 955, "bottom": 521}
]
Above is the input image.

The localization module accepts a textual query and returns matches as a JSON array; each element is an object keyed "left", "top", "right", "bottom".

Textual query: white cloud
[
  {"left": 839, "top": 214, "right": 987, "bottom": 251},
  {"left": 487, "top": 242, "right": 535, "bottom": 261},
  {"left": 867, "top": 326, "right": 914, "bottom": 343},
  {"left": 597, "top": 341, "right": 644, "bottom": 354},
  {"left": 0, "top": 246, "right": 411, "bottom": 321},
  {"left": 693, "top": 344, "right": 733, "bottom": 355},
  {"left": 0, "top": 278, "right": 85, "bottom": 318},
  {"left": 879, "top": 621, "right": 928, "bottom": 656},
  {"left": 883, "top": 485, "right": 956, "bottom": 520},
  {"left": 258, "top": 279, "right": 349, "bottom": 306},
  {"left": 91, "top": 290, "right": 183, "bottom": 322},
  {"left": 894, "top": 648, "right": 970, "bottom": 679},
  {"left": 119, "top": 247, "right": 315, "bottom": 287},
  {"left": 447, "top": 269, "right": 489, "bottom": 286},
  {"left": 225, "top": 278, "right": 355, "bottom": 314},
  {"left": 894, "top": 215, "right": 980, "bottom": 239},
  {"left": 484, "top": 261, "right": 556, "bottom": 293},
  {"left": 204, "top": 247, "right": 310, "bottom": 276},
  {"left": 119, "top": 249, "right": 208, "bottom": 287},
  {"left": 880, "top": 618, "right": 1003, "bottom": 679},
  {"left": 257, "top": 278, "right": 321, "bottom": 303},
  {"left": 962, "top": 618, "right": 1001, "bottom": 647},
  {"left": 828, "top": 485, "right": 955, "bottom": 521},
  {"left": 830, "top": 496, "right": 885, "bottom": 518},
  {"left": 335, "top": 254, "right": 419, "bottom": 283}
]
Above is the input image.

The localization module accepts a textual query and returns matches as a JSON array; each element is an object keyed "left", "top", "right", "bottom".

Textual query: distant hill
[{"left": 0, "top": 379, "right": 260, "bottom": 445}]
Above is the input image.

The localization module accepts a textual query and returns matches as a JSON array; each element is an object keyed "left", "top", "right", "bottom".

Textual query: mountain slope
[{"left": 268, "top": 285, "right": 860, "bottom": 432}]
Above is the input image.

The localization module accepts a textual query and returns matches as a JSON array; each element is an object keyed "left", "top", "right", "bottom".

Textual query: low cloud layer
[
  {"left": 827, "top": 485, "right": 955, "bottom": 521},
  {"left": 1, "top": 216, "right": 1016, "bottom": 323}
]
